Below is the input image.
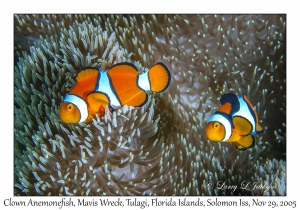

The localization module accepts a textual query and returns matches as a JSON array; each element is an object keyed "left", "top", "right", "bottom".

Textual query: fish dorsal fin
[
  {"left": 217, "top": 103, "right": 233, "bottom": 115},
  {"left": 235, "top": 135, "right": 255, "bottom": 150},
  {"left": 232, "top": 116, "right": 253, "bottom": 136},
  {"left": 76, "top": 68, "right": 99, "bottom": 83},
  {"left": 255, "top": 123, "right": 265, "bottom": 134},
  {"left": 220, "top": 93, "right": 240, "bottom": 115},
  {"left": 107, "top": 63, "right": 147, "bottom": 107},
  {"left": 86, "top": 92, "right": 110, "bottom": 121}
]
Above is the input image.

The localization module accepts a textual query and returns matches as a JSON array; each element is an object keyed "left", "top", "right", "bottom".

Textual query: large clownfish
[
  {"left": 60, "top": 62, "right": 171, "bottom": 123},
  {"left": 205, "top": 93, "right": 265, "bottom": 150}
]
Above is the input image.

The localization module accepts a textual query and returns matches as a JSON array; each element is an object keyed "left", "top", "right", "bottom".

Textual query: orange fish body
[
  {"left": 205, "top": 93, "right": 265, "bottom": 150},
  {"left": 60, "top": 62, "right": 171, "bottom": 123}
]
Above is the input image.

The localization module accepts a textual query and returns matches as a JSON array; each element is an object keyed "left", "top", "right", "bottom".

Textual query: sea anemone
[
  {"left": 14, "top": 14, "right": 286, "bottom": 195},
  {"left": 251, "top": 159, "right": 286, "bottom": 195}
]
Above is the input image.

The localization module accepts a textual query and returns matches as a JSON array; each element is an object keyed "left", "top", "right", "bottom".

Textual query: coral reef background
[{"left": 14, "top": 14, "right": 286, "bottom": 195}]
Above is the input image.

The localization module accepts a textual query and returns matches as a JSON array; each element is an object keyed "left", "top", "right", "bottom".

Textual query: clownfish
[
  {"left": 205, "top": 93, "right": 265, "bottom": 150},
  {"left": 60, "top": 62, "right": 171, "bottom": 123}
]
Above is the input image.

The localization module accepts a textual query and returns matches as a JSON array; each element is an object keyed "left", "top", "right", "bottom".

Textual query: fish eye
[
  {"left": 67, "top": 104, "right": 73, "bottom": 111},
  {"left": 213, "top": 122, "right": 219, "bottom": 129}
]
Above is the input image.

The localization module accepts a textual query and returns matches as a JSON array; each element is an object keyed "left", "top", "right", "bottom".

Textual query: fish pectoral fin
[
  {"left": 232, "top": 116, "right": 252, "bottom": 136},
  {"left": 224, "top": 129, "right": 240, "bottom": 142},
  {"left": 87, "top": 92, "right": 110, "bottom": 119},
  {"left": 234, "top": 135, "right": 255, "bottom": 150}
]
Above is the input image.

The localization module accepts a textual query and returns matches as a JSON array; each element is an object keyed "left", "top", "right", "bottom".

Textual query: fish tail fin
[
  {"left": 148, "top": 62, "right": 171, "bottom": 93},
  {"left": 234, "top": 135, "right": 255, "bottom": 150}
]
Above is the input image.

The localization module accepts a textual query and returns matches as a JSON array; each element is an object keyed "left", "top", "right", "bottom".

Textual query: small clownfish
[
  {"left": 205, "top": 93, "right": 265, "bottom": 150},
  {"left": 60, "top": 62, "right": 171, "bottom": 123}
]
